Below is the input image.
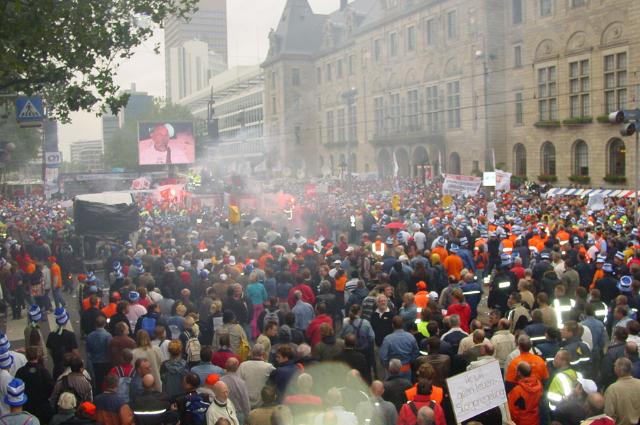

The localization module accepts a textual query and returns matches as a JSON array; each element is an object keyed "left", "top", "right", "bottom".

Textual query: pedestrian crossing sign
[{"left": 15, "top": 96, "right": 44, "bottom": 125}]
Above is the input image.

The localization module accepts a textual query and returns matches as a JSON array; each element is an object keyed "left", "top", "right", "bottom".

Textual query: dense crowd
[{"left": 0, "top": 179, "right": 639, "bottom": 425}]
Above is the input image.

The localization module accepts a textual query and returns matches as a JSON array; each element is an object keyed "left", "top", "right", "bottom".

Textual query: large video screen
[{"left": 138, "top": 122, "right": 195, "bottom": 165}]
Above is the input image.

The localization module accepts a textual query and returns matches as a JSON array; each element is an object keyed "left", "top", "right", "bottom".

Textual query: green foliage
[
  {"left": 568, "top": 175, "right": 591, "bottom": 184},
  {"left": 603, "top": 174, "right": 627, "bottom": 184},
  {"left": 562, "top": 116, "right": 593, "bottom": 125},
  {"left": 103, "top": 100, "right": 201, "bottom": 170},
  {"left": 534, "top": 120, "right": 561, "bottom": 128},
  {"left": 537, "top": 174, "right": 558, "bottom": 183},
  {"left": 0, "top": 0, "right": 198, "bottom": 122},
  {"left": 597, "top": 115, "right": 614, "bottom": 124},
  {"left": 0, "top": 119, "right": 41, "bottom": 172}
]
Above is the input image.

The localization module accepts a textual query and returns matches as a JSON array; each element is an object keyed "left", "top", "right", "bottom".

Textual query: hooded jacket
[{"left": 507, "top": 376, "right": 543, "bottom": 425}]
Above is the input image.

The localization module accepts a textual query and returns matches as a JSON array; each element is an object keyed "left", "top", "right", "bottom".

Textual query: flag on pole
[
  {"left": 393, "top": 151, "right": 399, "bottom": 178},
  {"left": 438, "top": 151, "right": 443, "bottom": 176},
  {"left": 229, "top": 205, "right": 241, "bottom": 224},
  {"left": 491, "top": 149, "right": 496, "bottom": 170}
]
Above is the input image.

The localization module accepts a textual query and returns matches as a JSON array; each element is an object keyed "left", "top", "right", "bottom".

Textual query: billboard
[{"left": 138, "top": 122, "right": 195, "bottom": 165}]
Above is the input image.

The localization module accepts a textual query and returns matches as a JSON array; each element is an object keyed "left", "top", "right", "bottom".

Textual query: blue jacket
[
  {"left": 460, "top": 282, "right": 482, "bottom": 317},
  {"left": 458, "top": 249, "right": 475, "bottom": 272},
  {"left": 270, "top": 361, "right": 298, "bottom": 400},
  {"left": 85, "top": 328, "right": 112, "bottom": 364},
  {"left": 581, "top": 316, "right": 607, "bottom": 356},
  {"left": 379, "top": 329, "right": 419, "bottom": 367}
]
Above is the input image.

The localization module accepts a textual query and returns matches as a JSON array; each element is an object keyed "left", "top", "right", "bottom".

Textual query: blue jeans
[{"left": 53, "top": 287, "right": 65, "bottom": 308}]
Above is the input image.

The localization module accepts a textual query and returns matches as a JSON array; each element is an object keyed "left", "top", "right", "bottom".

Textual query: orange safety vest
[{"left": 405, "top": 385, "right": 444, "bottom": 404}]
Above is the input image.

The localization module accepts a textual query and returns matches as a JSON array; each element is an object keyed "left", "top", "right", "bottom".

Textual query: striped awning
[{"left": 545, "top": 188, "right": 638, "bottom": 197}]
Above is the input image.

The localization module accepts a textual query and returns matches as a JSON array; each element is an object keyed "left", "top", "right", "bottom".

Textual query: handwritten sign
[
  {"left": 442, "top": 174, "right": 482, "bottom": 196},
  {"left": 446, "top": 360, "right": 507, "bottom": 423}
]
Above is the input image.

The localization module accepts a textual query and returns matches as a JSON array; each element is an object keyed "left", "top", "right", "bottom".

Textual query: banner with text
[
  {"left": 495, "top": 169, "right": 512, "bottom": 191},
  {"left": 442, "top": 174, "right": 482, "bottom": 196},
  {"left": 446, "top": 360, "right": 507, "bottom": 423}
]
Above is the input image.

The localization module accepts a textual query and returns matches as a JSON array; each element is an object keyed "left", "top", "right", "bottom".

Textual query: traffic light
[{"left": 609, "top": 109, "right": 640, "bottom": 137}]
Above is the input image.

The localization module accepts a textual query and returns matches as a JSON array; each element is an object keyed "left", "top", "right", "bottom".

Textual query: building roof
[{"left": 263, "top": 0, "right": 382, "bottom": 65}]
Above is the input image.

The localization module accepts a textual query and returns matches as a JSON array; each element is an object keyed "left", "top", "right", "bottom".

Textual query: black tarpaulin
[{"left": 73, "top": 192, "right": 139, "bottom": 236}]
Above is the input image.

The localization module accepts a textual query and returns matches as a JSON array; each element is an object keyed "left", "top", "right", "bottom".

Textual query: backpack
[
  {"left": 140, "top": 316, "right": 157, "bottom": 337},
  {"left": 263, "top": 309, "right": 280, "bottom": 329},
  {"left": 57, "top": 375, "right": 82, "bottom": 409},
  {"left": 353, "top": 319, "right": 370, "bottom": 351},
  {"left": 184, "top": 393, "right": 210, "bottom": 425},
  {"left": 185, "top": 331, "right": 201, "bottom": 363},
  {"left": 408, "top": 400, "right": 436, "bottom": 417},
  {"left": 114, "top": 366, "right": 135, "bottom": 404},
  {"left": 168, "top": 324, "right": 181, "bottom": 340}
]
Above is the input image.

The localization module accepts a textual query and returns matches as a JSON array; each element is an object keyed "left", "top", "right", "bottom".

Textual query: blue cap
[
  {"left": 28, "top": 305, "right": 41, "bottom": 323},
  {"left": 54, "top": 307, "right": 69, "bottom": 326},
  {"left": 618, "top": 275, "right": 633, "bottom": 291},
  {"left": 0, "top": 351, "right": 13, "bottom": 370},
  {"left": 4, "top": 379, "right": 27, "bottom": 407},
  {"left": 602, "top": 263, "right": 613, "bottom": 273},
  {"left": 128, "top": 291, "right": 140, "bottom": 302}
]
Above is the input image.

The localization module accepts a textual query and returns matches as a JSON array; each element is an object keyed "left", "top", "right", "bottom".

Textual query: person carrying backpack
[
  {"left": 175, "top": 373, "right": 209, "bottom": 425},
  {"left": 93, "top": 375, "right": 134, "bottom": 425},
  {"left": 134, "top": 305, "right": 166, "bottom": 340},
  {"left": 338, "top": 305, "right": 375, "bottom": 381},
  {"left": 48, "top": 357, "right": 92, "bottom": 411},
  {"left": 105, "top": 349, "right": 134, "bottom": 403},
  {"left": 179, "top": 317, "right": 201, "bottom": 367}
]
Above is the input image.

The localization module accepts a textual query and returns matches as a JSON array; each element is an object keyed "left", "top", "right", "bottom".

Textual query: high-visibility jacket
[
  {"left": 508, "top": 376, "right": 543, "bottom": 425},
  {"left": 405, "top": 384, "right": 443, "bottom": 404},
  {"left": 547, "top": 368, "right": 579, "bottom": 411}
]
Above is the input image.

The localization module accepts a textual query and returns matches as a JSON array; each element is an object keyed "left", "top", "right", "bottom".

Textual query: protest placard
[
  {"left": 446, "top": 360, "right": 507, "bottom": 423},
  {"left": 442, "top": 174, "right": 482, "bottom": 196}
]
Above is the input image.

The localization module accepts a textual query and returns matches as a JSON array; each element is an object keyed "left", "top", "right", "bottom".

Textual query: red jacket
[
  {"left": 446, "top": 302, "right": 471, "bottom": 333},
  {"left": 305, "top": 315, "right": 333, "bottom": 347},
  {"left": 508, "top": 377, "right": 543, "bottom": 425},
  {"left": 397, "top": 394, "right": 446, "bottom": 425},
  {"left": 287, "top": 284, "right": 316, "bottom": 309}
]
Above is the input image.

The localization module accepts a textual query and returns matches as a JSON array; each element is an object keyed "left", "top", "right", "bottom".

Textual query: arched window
[
  {"left": 607, "top": 138, "right": 625, "bottom": 176},
  {"left": 449, "top": 152, "right": 461, "bottom": 174},
  {"left": 349, "top": 153, "right": 357, "bottom": 172},
  {"left": 540, "top": 142, "right": 556, "bottom": 176},
  {"left": 513, "top": 144, "right": 527, "bottom": 177},
  {"left": 573, "top": 140, "right": 589, "bottom": 176}
]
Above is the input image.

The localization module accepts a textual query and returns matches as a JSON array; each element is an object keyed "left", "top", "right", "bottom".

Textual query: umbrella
[{"left": 385, "top": 222, "right": 406, "bottom": 230}]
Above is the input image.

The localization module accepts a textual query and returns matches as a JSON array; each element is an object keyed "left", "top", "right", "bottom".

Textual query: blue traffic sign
[{"left": 15, "top": 96, "right": 44, "bottom": 123}]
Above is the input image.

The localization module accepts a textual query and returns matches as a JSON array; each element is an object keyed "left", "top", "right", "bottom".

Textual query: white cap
[{"left": 577, "top": 378, "right": 597, "bottom": 394}]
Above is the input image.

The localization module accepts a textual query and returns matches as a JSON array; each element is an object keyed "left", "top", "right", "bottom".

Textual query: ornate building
[{"left": 263, "top": 0, "right": 640, "bottom": 187}]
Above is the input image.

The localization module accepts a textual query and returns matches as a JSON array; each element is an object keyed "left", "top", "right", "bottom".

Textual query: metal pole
[{"left": 633, "top": 128, "right": 640, "bottom": 227}]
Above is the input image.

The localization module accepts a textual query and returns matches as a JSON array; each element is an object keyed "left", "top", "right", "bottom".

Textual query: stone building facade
[{"left": 263, "top": 0, "right": 639, "bottom": 187}]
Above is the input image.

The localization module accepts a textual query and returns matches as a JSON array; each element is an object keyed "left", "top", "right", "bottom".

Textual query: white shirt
[
  {"left": 8, "top": 352, "right": 26, "bottom": 377},
  {"left": 413, "top": 231, "right": 427, "bottom": 251}
]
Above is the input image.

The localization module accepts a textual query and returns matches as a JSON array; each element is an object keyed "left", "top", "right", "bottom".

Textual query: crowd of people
[{"left": 0, "top": 178, "right": 639, "bottom": 425}]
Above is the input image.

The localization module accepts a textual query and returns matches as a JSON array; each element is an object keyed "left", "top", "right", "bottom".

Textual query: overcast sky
[{"left": 58, "top": 0, "right": 336, "bottom": 159}]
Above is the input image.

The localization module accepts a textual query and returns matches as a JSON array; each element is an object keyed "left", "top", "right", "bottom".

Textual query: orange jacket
[
  {"left": 415, "top": 291, "right": 429, "bottom": 310},
  {"left": 50, "top": 263, "right": 63, "bottom": 288},
  {"left": 590, "top": 269, "right": 604, "bottom": 290},
  {"left": 432, "top": 246, "right": 448, "bottom": 263},
  {"left": 404, "top": 384, "right": 444, "bottom": 404},
  {"left": 506, "top": 352, "right": 549, "bottom": 384},
  {"left": 508, "top": 377, "right": 543, "bottom": 425},
  {"left": 443, "top": 254, "right": 463, "bottom": 281}
]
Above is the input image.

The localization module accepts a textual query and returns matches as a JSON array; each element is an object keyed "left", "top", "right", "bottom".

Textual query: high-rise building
[
  {"left": 168, "top": 40, "right": 227, "bottom": 100},
  {"left": 165, "top": 0, "right": 228, "bottom": 102},
  {"left": 101, "top": 114, "right": 119, "bottom": 146},
  {"left": 119, "top": 84, "right": 154, "bottom": 128},
  {"left": 70, "top": 140, "right": 104, "bottom": 172}
]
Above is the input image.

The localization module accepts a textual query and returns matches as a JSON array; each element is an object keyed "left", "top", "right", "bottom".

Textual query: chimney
[{"left": 340, "top": 0, "right": 348, "bottom": 10}]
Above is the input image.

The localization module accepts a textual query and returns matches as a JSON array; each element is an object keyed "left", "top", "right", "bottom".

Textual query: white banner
[
  {"left": 447, "top": 360, "right": 507, "bottom": 423},
  {"left": 495, "top": 169, "right": 512, "bottom": 191},
  {"left": 587, "top": 193, "right": 605, "bottom": 211},
  {"left": 442, "top": 174, "right": 482, "bottom": 196},
  {"left": 483, "top": 172, "right": 496, "bottom": 186}
]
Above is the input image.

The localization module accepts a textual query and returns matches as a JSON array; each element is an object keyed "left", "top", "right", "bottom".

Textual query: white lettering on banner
[
  {"left": 442, "top": 174, "right": 482, "bottom": 196},
  {"left": 446, "top": 360, "right": 507, "bottom": 423},
  {"left": 587, "top": 193, "right": 605, "bottom": 211},
  {"left": 495, "top": 169, "right": 512, "bottom": 192}
]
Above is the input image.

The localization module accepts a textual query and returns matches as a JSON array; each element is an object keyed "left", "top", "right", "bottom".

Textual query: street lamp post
[
  {"left": 342, "top": 87, "right": 357, "bottom": 196},
  {"left": 610, "top": 110, "right": 640, "bottom": 225}
]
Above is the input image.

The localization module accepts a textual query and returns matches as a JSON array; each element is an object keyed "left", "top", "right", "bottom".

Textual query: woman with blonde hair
[
  {"left": 132, "top": 329, "right": 163, "bottom": 391},
  {"left": 160, "top": 340, "right": 188, "bottom": 398}
]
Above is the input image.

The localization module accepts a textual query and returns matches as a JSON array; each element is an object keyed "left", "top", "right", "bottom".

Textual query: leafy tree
[
  {"left": 0, "top": 0, "right": 198, "bottom": 121},
  {"left": 103, "top": 100, "right": 202, "bottom": 170},
  {"left": 0, "top": 118, "right": 41, "bottom": 172}
]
